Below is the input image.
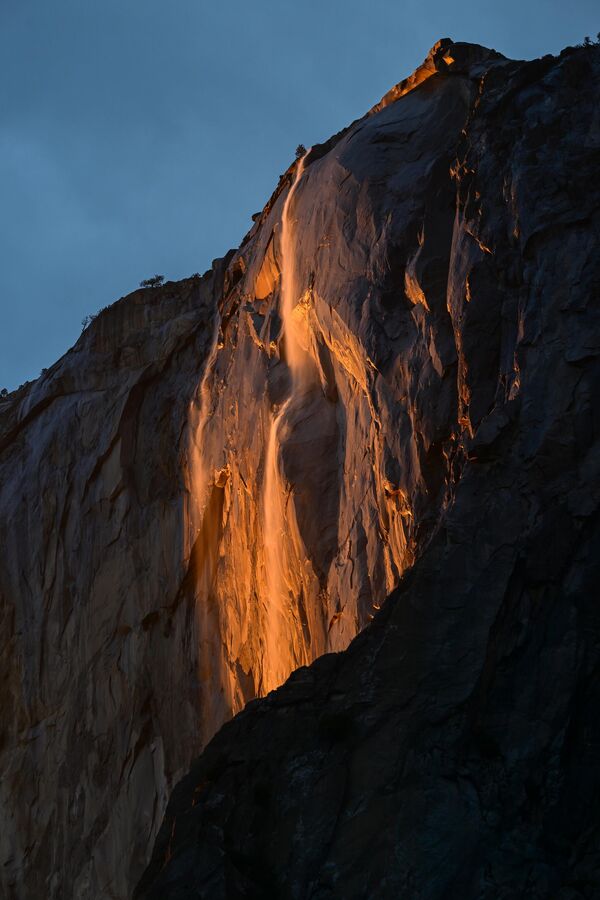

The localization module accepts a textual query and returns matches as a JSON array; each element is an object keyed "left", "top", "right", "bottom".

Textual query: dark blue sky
[{"left": 1, "top": 0, "right": 597, "bottom": 389}]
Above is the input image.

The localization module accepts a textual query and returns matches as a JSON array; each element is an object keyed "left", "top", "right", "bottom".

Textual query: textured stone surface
[
  {"left": 136, "top": 42, "right": 600, "bottom": 899},
  {"left": 0, "top": 271, "right": 231, "bottom": 899},
  {"left": 1, "top": 37, "right": 599, "bottom": 899},
  {"left": 0, "top": 38, "right": 467, "bottom": 900}
]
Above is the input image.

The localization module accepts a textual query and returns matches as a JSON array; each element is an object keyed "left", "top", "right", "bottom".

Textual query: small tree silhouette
[
  {"left": 295, "top": 144, "right": 307, "bottom": 159},
  {"left": 140, "top": 274, "right": 165, "bottom": 288}
]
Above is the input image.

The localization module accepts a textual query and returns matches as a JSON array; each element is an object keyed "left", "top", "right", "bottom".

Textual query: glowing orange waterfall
[
  {"left": 279, "top": 152, "right": 314, "bottom": 385},
  {"left": 262, "top": 405, "right": 299, "bottom": 688},
  {"left": 188, "top": 313, "right": 221, "bottom": 533},
  {"left": 185, "top": 312, "right": 237, "bottom": 741},
  {"left": 261, "top": 152, "right": 317, "bottom": 690}
]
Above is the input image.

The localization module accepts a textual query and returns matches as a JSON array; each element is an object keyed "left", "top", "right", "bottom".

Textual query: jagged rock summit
[
  {"left": 371, "top": 38, "right": 505, "bottom": 112},
  {"left": 1, "top": 38, "right": 599, "bottom": 900}
]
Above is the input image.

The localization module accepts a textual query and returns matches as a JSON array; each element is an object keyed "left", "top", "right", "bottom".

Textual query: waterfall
[
  {"left": 188, "top": 310, "right": 222, "bottom": 533},
  {"left": 279, "top": 152, "right": 313, "bottom": 386},
  {"left": 261, "top": 151, "right": 317, "bottom": 690}
]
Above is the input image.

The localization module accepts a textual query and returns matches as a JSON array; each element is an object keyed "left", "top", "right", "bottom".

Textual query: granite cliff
[{"left": 1, "top": 37, "right": 599, "bottom": 899}]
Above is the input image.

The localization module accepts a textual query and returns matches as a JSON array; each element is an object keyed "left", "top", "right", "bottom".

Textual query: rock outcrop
[
  {"left": 136, "top": 41, "right": 600, "bottom": 900},
  {"left": 1, "top": 37, "right": 598, "bottom": 900}
]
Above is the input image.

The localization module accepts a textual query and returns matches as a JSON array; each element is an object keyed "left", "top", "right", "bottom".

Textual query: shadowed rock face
[
  {"left": 135, "top": 42, "right": 600, "bottom": 900},
  {"left": 0, "top": 274, "right": 229, "bottom": 900},
  {"left": 1, "top": 38, "right": 598, "bottom": 900}
]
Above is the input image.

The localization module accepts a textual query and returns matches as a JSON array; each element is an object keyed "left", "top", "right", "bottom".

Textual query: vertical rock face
[
  {"left": 1, "top": 38, "right": 598, "bottom": 900},
  {"left": 137, "top": 41, "right": 600, "bottom": 899},
  {"left": 184, "top": 40, "right": 484, "bottom": 715},
  {"left": 0, "top": 275, "right": 229, "bottom": 899}
]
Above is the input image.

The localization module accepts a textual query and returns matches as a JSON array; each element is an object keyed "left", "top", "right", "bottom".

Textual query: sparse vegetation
[
  {"left": 295, "top": 144, "right": 307, "bottom": 159},
  {"left": 140, "top": 274, "right": 165, "bottom": 288}
]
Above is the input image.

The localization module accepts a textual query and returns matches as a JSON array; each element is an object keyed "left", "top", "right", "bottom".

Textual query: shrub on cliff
[{"left": 140, "top": 274, "right": 165, "bottom": 288}]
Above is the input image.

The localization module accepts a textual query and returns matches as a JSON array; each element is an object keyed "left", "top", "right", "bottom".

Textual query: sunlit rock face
[
  {"left": 137, "top": 41, "right": 600, "bottom": 900},
  {"left": 185, "top": 42, "right": 480, "bottom": 714}
]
